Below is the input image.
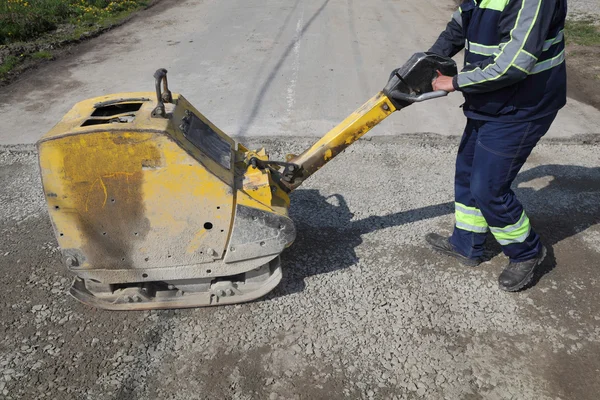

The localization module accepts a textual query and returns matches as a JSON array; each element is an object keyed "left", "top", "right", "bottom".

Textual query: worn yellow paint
[
  {"left": 225, "top": 147, "right": 292, "bottom": 215},
  {"left": 288, "top": 92, "right": 396, "bottom": 186},
  {"left": 241, "top": 161, "right": 272, "bottom": 207},
  {"left": 38, "top": 94, "right": 236, "bottom": 273},
  {"left": 186, "top": 228, "right": 207, "bottom": 254},
  {"left": 299, "top": 93, "right": 394, "bottom": 159},
  {"left": 38, "top": 90, "right": 299, "bottom": 286},
  {"left": 41, "top": 93, "right": 236, "bottom": 188},
  {"left": 236, "top": 165, "right": 290, "bottom": 214},
  {"left": 85, "top": 172, "right": 135, "bottom": 211},
  {"left": 86, "top": 177, "right": 107, "bottom": 211},
  {"left": 41, "top": 93, "right": 168, "bottom": 142}
]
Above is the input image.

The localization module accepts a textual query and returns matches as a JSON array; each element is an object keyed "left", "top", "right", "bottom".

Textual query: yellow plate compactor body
[{"left": 38, "top": 53, "right": 457, "bottom": 310}]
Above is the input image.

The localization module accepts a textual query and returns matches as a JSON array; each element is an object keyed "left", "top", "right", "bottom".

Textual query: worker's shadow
[{"left": 274, "top": 164, "right": 600, "bottom": 296}]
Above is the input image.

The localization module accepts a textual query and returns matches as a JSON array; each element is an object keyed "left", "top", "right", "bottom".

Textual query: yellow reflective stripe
[
  {"left": 455, "top": 203, "right": 488, "bottom": 233},
  {"left": 455, "top": 202, "right": 484, "bottom": 216},
  {"left": 469, "top": 49, "right": 494, "bottom": 56},
  {"left": 469, "top": 32, "right": 562, "bottom": 59},
  {"left": 512, "top": 63, "right": 529, "bottom": 73},
  {"left": 529, "top": 49, "right": 565, "bottom": 74},
  {"left": 456, "top": 221, "right": 489, "bottom": 233},
  {"left": 490, "top": 211, "right": 531, "bottom": 244},
  {"left": 458, "top": 0, "right": 543, "bottom": 87},
  {"left": 455, "top": 214, "right": 488, "bottom": 229},
  {"left": 543, "top": 30, "right": 564, "bottom": 51},
  {"left": 478, "top": 0, "right": 510, "bottom": 11},
  {"left": 521, "top": 49, "right": 538, "bottom": 60},
  {"left": 466, "top": 40, "right": 498, "bottom": 56},
  {"left": 511, "top": 48, "right": 538, "bottom": 72},
  {"left": 495, "top": 230, "right": 530, "bottom": 245},
  {"left": 467, "top": 41, "right": 498, "bottom": 49}
]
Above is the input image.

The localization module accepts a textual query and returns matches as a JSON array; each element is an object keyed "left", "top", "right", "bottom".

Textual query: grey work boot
[
  {"left": 498, "top": 245, "right": 547, "bottom": 292},
  {"left": 425, "top": 233, "right": 484, "bottom": 267}
]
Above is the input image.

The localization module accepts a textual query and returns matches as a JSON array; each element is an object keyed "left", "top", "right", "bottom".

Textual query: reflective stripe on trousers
[{"left": 450, "top": 113, "right": 557, "bottom": 262}]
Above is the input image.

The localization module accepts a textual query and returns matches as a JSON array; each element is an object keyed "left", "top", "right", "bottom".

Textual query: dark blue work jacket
[{"left": 429, "top": 0, "right": 567, "bottom": 122}]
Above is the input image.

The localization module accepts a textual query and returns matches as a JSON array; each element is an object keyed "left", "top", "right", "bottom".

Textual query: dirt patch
[{"left": 567, "top": 44, "right": 600, "bottom": 110}]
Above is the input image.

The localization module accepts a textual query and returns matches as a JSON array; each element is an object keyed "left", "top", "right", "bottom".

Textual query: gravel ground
[{"left": 1, "top": 137, "right": 599, "bottom": 399}]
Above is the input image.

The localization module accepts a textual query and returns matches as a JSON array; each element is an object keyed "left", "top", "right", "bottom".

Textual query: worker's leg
[
  {"left": 448, "top": 119, "right": 488, "bottom": 259},
  {"left": 426, "top": 119, "right": 487, "bottom": 265},
  {"left": 470, "top": 112, "right": 558, "bottom": 262}
]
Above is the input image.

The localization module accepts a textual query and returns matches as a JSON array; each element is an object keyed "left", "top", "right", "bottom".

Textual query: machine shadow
[
  {"left": 273, "top": 164, "right": 600, "bottom": 297},
  {"left": 274, "top": 191, "right": 453, "bottom": 297}
]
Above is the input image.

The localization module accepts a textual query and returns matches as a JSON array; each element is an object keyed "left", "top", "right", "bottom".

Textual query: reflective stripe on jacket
[{"left": 429, "top": 0, "right": 567, "bottom": 122}]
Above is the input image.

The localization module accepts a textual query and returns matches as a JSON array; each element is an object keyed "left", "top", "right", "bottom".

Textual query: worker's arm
[
  {"left": 452, "top": 0, "right": 559, "bottom": 94},
  {"left": 428, "top": 9, "right": 465, "bottom": 58}
]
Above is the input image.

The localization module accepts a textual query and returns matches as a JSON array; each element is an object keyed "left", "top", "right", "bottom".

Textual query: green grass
[
  {"left": 31, "top": 50, "right": 53, "bottom": 60},
  {"left": 0, "top": 0, "right": 147, "bottom": 44},
  {"left": 0, "top": 56, "right": 20, "bottom": 79},
  {"left": 0, "top": 0, "right": 149, "bottom": 82},
  {"left": 565, "top": 19, "right": 600, "bottom": 47}
]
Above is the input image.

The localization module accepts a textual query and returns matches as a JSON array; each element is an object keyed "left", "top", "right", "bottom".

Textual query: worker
[{"left": 425, "top": 0, "right": 567, "bottom": 291}]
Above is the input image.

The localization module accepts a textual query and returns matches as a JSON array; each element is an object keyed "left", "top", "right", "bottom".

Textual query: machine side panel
[{"left": 38, "top": 130, "right": 234, "bottom": 283}]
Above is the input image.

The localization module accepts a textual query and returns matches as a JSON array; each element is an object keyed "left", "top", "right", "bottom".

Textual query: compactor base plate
[{"left": 69, "top": 257, "right": 282, "bottom": 310}]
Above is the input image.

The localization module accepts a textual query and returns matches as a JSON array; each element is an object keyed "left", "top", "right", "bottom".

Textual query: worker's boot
[
  {"left": 498, "top": 245, "right": 547, "bottom": 292},
  {"left": 425, "top": 233, "right": 484, "bottom": 267}
]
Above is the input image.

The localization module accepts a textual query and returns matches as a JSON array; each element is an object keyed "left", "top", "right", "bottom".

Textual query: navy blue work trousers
[{"left": 450, "top": 112, "right": 557, "bottom": 262}]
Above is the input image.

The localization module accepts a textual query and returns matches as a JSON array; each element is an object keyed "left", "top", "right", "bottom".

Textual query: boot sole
[{"left": 499, "top": 246, "right": 547, "bottom": 292}]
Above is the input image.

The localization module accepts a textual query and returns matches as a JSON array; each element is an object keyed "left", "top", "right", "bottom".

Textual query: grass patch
[
  {"left": 0, "top": 0, "right": 151, "bottom": 83},
  {"left": 565, "top": 19, "right": 600, "bottom": 47},
  {"left": 0, "top": 1, "right": 148, "bottom": 44},
  {"left": 31, "top": 50, "right": 53, "bottom": 60},
  {"left": 0, "top": 55, "right": 20, "bottom": 79}
]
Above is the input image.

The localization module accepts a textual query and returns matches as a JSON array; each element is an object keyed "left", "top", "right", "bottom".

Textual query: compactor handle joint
[
  {"left": 247, "top": 157, "right": 301, "bottom": 190},
  {"left": 248, "top": 157, "right": 299, "bottom": 174},
  {"left": 151, "top": 68, "right": 173, "bottom": 118}
]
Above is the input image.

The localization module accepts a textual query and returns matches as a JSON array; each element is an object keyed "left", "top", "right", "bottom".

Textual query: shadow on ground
[{"left": 276, "top": 164, "right": 600, "bottom": 296}]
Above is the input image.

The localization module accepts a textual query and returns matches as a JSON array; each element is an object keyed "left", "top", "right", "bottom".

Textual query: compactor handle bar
[
  {"left": 277, "top": 52, "right": 458, "bottom": 192},
  {"left": 391, "top": 90, "right": 449, "bottom": 103}
]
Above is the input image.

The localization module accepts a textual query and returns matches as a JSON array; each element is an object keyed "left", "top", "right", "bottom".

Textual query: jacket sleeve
[
  {"left": 453, "top": 0, "right": 559, "bottom": 94},
  {"left": 428, "top": 9, "right": 465, "bottom": 58}
]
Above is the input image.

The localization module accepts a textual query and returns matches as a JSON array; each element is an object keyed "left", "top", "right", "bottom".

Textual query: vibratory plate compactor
[{"left": 38, "top": 52, "right": 456, "bottom": 310}]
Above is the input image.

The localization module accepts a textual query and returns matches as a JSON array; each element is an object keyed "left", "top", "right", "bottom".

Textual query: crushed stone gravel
[{"left": 0, "top": 137, "right": 599, "bottom": 399}]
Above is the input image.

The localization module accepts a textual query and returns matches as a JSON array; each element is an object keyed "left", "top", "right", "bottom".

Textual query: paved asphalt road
[
  {"left": 0, "top": 1, "right": 599, "bottom": 399},
  {"left": 0, "top": 0, "right": 600, "bottom": 145}
]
